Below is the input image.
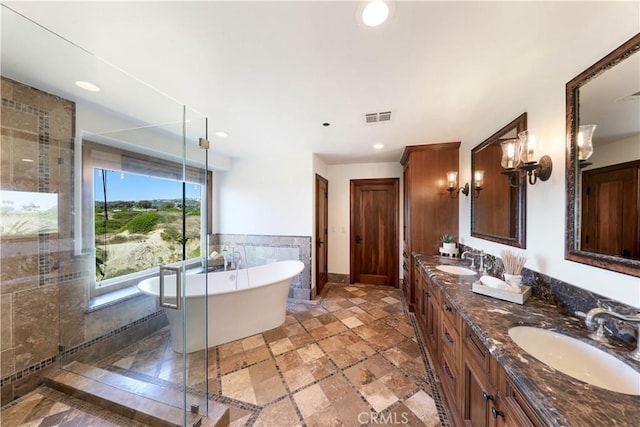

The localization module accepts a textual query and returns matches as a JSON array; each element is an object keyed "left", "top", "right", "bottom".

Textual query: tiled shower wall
[
  {"left": 1, "top": 77, "right": 77, "bottom": 403},
  {"left": 0, "top": 77, "right": 163, "bottom": 405},
  {"left": 210, "top": 234, "right": 312, "bottom": 299}
]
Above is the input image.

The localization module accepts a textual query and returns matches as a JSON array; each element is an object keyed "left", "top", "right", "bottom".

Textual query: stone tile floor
[{"left": 1, "top": 283, "right": 452, "bottom": 426}]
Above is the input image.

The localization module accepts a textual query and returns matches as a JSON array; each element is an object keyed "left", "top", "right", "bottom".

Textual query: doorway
[
  {"left": 350, "top": 178, "right": 399, "bottom": 286},
  {"left": 315, "top": 174, "right": 329, "bottom": 295},
  {"left": 580, "top": 160, "right": 639, "bottom": 259}
]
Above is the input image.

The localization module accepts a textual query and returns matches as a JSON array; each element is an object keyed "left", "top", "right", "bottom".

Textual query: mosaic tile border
[
  {"left": 409, "top": 314, "right": 454, "bottom": 427},
  {"left": 2, "top": 96, "right": 54, "bottom": 288},
  {"left": 0, "top": 311, "right": 164, "bottom": 388}
]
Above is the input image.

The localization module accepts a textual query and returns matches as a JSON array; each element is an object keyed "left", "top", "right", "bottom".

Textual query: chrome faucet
[
  {"left": 461, "top": 249, "right": 491, "bottom": 273},
  {"left": 232, "top": 249, "right": 242, "bottom": 270},
  {"left": 586, "top": 307, "right": 640, "bottom": 361},
  {"left": 461, "top": 250, "right": 476, "bottom": 269},
  {"left": 477, "top": 250, "right": 489, "bottom": 274}
]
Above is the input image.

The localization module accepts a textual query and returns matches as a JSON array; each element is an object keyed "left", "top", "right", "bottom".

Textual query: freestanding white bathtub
[{"left": 138, "top": 260, "right": 304, "bottom": 353}]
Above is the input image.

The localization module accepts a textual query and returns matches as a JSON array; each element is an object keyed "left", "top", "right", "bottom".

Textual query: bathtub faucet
[{"left": 232, "top": 249, "right": 242, "bottom": 270}]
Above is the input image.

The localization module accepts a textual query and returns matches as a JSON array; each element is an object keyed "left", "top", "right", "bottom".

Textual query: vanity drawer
[
  {"left": 439, "top": 346, "right": 460, "bottom": 415},
  {"left": 440, "top": 312, "right": 460, "bottom": 360},
  {"left": 463, "top": 323, "right": 493, "bottom": 377},
  {"left": 441, "top": 292, "right": 460, "bottom": 331}
]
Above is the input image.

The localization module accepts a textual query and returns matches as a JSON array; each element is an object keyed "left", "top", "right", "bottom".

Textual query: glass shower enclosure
[{"left": 1, "top": 5, "right": 211, "bottom": 425}]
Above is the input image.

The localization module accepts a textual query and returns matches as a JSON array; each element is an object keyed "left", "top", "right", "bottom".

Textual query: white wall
[
  {"left": 326, "top": 162, "right": 404, "bottom": 276},
  {"left": 457, "top": 11, "right": 639, "bottom": 308},
  {"left": 217, "top": 154, "right": 313, "bottom": 236}
]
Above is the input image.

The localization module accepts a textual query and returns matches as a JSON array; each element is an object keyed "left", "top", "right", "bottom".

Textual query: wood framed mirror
[
  {"left": 566, "top": 33, "right": 640, "bottom": 277},
  {"left": 471, "top": 113, "right": 527, "bottom": 248}
]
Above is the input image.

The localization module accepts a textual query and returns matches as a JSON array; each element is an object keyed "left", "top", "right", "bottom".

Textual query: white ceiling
[{"left": 1, "top": 1, "right": 637, "bottom": 164}]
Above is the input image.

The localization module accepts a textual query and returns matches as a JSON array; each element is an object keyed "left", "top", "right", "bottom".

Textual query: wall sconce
[
  {"left": 498, "top": 133, "right": 553, "bottom": 186},
  {"left": 446, "top": 171, "right": 469, "bottom": 198},
  {"left": 473, "top": 170, "right": 484, "bottom": 198},
  {"left": 500, "top": 138, "right": 523, "bottom": 187},
  {"left": 577, "top": 124, "right": 596, "bottom": 168},
  {"left": 517, "top": 130, "right": 553, "bottom": 185}
]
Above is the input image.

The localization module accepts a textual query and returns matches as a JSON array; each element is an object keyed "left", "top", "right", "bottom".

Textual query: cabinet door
[
  {"left": 461, "top": 354, "right": 495, "bottom": 427},
  {"left": 424, "top": 277, "right": 440, "bottom": 356},
  {"left": 497, "top": 367, "right": 542, "bottom": 427},
  {"left": 415, "top": 275, "right": 427, "bottom": 332},
  {"left": 439, "top": 346, "right": 460, "bottom": 419},
  {"left": 402, "top": 248, "right": 411, "bottom": 307},
  {"left": 493, "top": 397, "right": 521, "bottom": 427}
]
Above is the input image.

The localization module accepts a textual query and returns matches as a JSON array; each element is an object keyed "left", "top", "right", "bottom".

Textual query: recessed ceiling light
[
  {"left": 362, "top": 1, "right": 390, "bottom": 27},
  {"left": 215, "top": 131, "right": 229, "bottom": 138},
  {"left": 75, "top": 81, "right": 101, "bottom": 92},
  {"left": 373, "top": 143, "right": 384, "bottom": 150}
]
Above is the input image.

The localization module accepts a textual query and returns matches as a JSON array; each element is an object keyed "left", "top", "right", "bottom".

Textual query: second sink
[
  {"left": 508, "top": 326, "right": 640, "bottom": 395},
  {"left": 435, "top": 265, "right": 476, "bottom": 276}
]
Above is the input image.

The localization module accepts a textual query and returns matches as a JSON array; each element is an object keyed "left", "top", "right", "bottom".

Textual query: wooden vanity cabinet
[
  {"left": 418, "top": 265, "right": 545, "bottom": 427},
  {"left": 496, "top": 366, "right": 544, "bottom": 427},
  {"left": 423, "top": 273, "right": 440, "bottom": 355},
  {"left": 415, "top": 267, "right": 427, "bottom": 332},
  {"left": 459, "top": 319, "right": 543, "bottom": 427},
  {"left": 402, "top": 243, "right": 411, "bottom": 306},
  {"left": 401, "top": 142, "right": 460, "bottom": 311},
  {"left": 436, "top": 292, "right": 463, "bottom": 423},
  {"left": 461, "top": 323, "right": 499, "bottom": 427}
]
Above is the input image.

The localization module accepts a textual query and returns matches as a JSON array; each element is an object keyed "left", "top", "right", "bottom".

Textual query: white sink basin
[
  {"left": 435, "top": 265, "right": 477, "bottom": 276},
  {"left": 508, "top": 326, "right": 640, "bottom": 395}
]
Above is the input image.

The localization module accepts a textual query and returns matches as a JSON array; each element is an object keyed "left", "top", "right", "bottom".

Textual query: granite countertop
[{"left": 414, "top": 254, "right": 640, "bottom": 427}]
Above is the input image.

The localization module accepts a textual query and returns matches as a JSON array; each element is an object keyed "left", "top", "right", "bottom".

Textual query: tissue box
[{"left": 472, "top": 281, "right": 531, "bottom": 305}]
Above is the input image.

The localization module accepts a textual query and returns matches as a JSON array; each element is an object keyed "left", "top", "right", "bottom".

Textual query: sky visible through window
[{"left": 95, "top": 169, "right": 201, "bottom": 201}]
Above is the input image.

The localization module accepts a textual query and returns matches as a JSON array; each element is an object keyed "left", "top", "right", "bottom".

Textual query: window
[
  {"left": 94, "top": 169, "right": 202, "bottom": 282},
  {"left": 83, "top": 141, "right": 209, "bottom": 294}
]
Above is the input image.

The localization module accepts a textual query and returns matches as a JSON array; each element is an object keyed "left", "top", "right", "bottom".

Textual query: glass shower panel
[{"left": 181, "top": 108, "right": 211, "bottom": 421}]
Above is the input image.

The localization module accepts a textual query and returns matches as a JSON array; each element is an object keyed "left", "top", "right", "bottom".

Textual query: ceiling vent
[{"left": 365, "top": 111, "right": 392, "bottom": 124}]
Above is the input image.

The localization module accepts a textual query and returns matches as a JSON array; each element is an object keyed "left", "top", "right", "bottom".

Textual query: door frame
[
  {"left": 349, "top": 178, "right": 399, "bottom": 286},
  {"left": 315, "top": 174, "right": 329, "bottom": 296}
]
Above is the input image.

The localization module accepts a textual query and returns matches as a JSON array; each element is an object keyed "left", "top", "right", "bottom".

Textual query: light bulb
[{"left": 362, "top": 1, "right": 389, "bottom": 27}]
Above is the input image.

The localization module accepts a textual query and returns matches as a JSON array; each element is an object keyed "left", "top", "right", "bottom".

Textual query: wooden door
[
  {"left": 350, "top": 178, "right": 399, "bottom": 286},
  {"left": 581, "top": 161, "right": 639, "bottom": 259},
  {"left": 315, "top": 174, "right": 329, "bottom": 295},
  {"left": 461, "top": 356, "right": 494, "bottom": 427}
]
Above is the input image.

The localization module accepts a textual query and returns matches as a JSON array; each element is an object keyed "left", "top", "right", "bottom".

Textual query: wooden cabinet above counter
[{"left": 400, "top": 142, "right": 460, "bottom": 311}]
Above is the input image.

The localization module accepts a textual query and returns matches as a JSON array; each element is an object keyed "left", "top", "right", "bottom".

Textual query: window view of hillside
[{"left": 94, "top": 169, "right": 202, "bottom": 283}]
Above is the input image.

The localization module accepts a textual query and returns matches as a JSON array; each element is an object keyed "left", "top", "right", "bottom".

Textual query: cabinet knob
[
  {"left": 444, "top": 304, "right": 452, "bottom": 312},
  {"left": 482, "top": 392, "right": 493, "bottom": 402},
  {"left": 491, "top": 407, "right": 504, "bottom": 419},
  {"left": 424, "top": 291, "right": 430, "bottom": 298}
]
